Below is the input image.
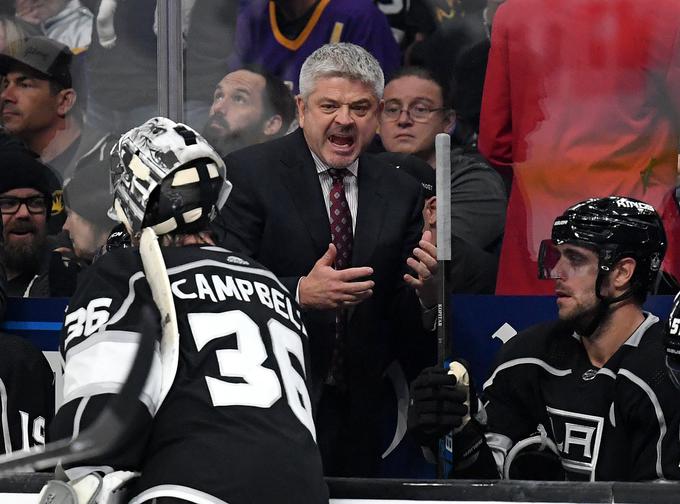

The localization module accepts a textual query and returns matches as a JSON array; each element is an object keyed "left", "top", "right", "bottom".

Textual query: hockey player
[
  {"left": 408, "top": 196, "right": 680, "bottom": 481},
  {"left": 42, "top": 117, "right": 328, "bottom": 503}
]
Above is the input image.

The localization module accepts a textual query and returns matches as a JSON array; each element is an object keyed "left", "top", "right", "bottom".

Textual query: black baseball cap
[
  {"left": 0, "top": 36, "right": 73, "bottom": 89},
  {"left": 378, "top": 152, "right": 436, "bottom": 198}
]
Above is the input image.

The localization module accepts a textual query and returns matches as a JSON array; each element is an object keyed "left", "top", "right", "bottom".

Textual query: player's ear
[{"left": 612, "top": 257, "right": 636, "bottom": 290}]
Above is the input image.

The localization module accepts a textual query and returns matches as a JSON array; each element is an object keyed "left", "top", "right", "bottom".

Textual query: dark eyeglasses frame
[
  {"left": 0, "top": 196, "right": 50, "bottom": 215},
  {"left": 381, "top": 103, "right": 449, "bottom": 123}
]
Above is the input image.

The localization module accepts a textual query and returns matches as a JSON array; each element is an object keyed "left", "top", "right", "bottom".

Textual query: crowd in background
[{"left": 0, "top": 0, "right": 677, "bottom": 485}]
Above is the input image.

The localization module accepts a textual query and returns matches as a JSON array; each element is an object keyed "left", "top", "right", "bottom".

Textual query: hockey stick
[
  {"left": 435, "top": 133, "right": 452, "bottom": 366},
  {"left": 0, "top": 306, "right": 156, "bottom": 474},
  {"left": 434, "top": 133, "right": 452, "bottom": 478},
  {"left": 138, "top": 227, "right": 180, "bottom": 413}
]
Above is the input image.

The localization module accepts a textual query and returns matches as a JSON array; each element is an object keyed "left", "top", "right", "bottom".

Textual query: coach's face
[{"left": 297, "top": 76, "right": 380, "bottom": 169}]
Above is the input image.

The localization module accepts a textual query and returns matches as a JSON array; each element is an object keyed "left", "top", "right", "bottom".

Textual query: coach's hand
[
  {"left": 299, "top": 244, "right": 374, "bottom": 310},
  {"left": 405, "top": 231, "right": 438, "bottom": 308}
]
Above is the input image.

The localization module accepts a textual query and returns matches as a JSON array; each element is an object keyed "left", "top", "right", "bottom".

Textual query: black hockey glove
[
  {"left": 106, "top": 223, "right": 132, "bottom": 253},
  {"left": 407, "top": 365, "right": 468, "bottom": 448}
]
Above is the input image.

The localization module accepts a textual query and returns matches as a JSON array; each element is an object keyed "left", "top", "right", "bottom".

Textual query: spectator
[
  {"left": 408, "top": 196, "right": 680, "bottom": 481},
  {"left": 0, "top": 15, "right": 33, "bottom": 53},
  {"left": 221, "top": 43, "right": 437, "bottom": 477},
  {"left": 61, "top": 140, "right": 116, "bottom": 264},
  {"left": 231, "top": 0, "right": 401, "bottom": 93},
  {"left": 203, "top": 66, "right": 296, "bottom": 157},
  {"left": 479, "top": 0, "right": 680, "bottom": 294},
  {"left": 0, "top": 36, "right": 81, "bottom": 179},
  {"left": 379, "top": 67, "right": 506, "bottom": 293},
  {"left": 15, "top": 0, "right": 93, "bottom": 50},
  {"left": 379, "top": 0, "right": 489, "bottom": 135},
  {"left": 84, "top": 0, "right": 236, "bottom": 133},
  {"left": 82, "top": 0, "right": 157, "bottom": 132},
  {"left": 184, "top": 0, "right": 240, "bottom": 130},
  {"left": 0, "top": 140, "right": 78, "bottom": 297}
]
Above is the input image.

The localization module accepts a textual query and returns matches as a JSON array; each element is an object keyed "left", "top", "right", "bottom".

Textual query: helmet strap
[{"left": 580, "top": 269, "right": 635, "bottom": 337}]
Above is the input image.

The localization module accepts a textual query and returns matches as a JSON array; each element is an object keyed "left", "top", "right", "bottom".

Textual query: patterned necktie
[
  {"left": 328, "top": 168, "right": 353, "bottom": 269},
  {"left": 326, "top": 168, "right": 353, "bottom": 390}
]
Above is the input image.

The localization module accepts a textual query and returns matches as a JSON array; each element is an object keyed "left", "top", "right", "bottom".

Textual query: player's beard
[
  {"left": 2, "top": 225, "right": 46, "bottom": 278},
  {"left": 559, "top": 296, "right": 611, "bottom": 338},
  {"left": 202, "top": 115, "right": 266, "bottom": 157}
]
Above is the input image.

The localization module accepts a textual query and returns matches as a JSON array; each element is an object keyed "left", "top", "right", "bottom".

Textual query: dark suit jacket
[{"left": 218, "top": 129, "right": 432, "bottom": 474}]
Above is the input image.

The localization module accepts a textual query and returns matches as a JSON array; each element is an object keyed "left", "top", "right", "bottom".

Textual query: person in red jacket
[{"left": 478, "top": 0, "right": 680, "bottom": 294}]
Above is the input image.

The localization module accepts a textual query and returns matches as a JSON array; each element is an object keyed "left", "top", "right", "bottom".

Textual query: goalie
[
  {"left": 44, "top": 117, "right": 328, "bottom": 503},
  {"left": 408, "top": 197, "right": 680, "bottom": 481}
]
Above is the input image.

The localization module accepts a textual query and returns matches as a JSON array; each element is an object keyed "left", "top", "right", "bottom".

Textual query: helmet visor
[
  {"left": 538, "top": 239, "right": 599, "bottom": 280},
  {"left": 538, "top": 239, "right": 561, "bottom": 280}
]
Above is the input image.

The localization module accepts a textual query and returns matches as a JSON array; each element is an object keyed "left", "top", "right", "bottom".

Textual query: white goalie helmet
[{"left": 110, "top": 116, "right": 232, "bottom": 236}]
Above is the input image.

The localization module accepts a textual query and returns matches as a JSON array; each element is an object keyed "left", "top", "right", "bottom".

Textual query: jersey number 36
[{"left": 188, "top": 311, "right": 315, "bottom": 440}]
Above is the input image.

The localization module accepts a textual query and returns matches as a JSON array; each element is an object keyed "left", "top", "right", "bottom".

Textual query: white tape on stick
[{"left": 435, "top": 133, "right": 451, "bottom": 261}]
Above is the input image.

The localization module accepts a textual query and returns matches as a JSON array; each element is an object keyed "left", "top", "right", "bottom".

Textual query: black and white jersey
[
  {"left": 51, "top": 245, "right": 328, "bottom": 504},
  {"left": 0, "top": 334, "right": 53, "bottom": 455},
  {"left": 482, "top": 314, "right": 680, "bottom": 481}
]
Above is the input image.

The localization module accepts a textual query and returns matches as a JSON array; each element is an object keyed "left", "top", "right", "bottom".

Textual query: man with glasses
[
  {"left": 221, "top": 43, "right": 438, "bottom": 477},
  {"left": 0, "top": 138, "right": 77, "bottom": 297},
  {"left": 379, "top": 67, "right": 507, "bottom": 293}
]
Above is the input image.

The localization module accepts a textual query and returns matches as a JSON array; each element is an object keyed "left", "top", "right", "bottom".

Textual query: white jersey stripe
[
  {"left": 106, "top": 271, "right": 146, "bottom": 327},
  {"left": 618, "top": 368, "right": 666, "bottom": 479},
  {"left": 483, "top": 358, "right": 572, "bottom": 390},
  {"left": 70, "top": 396, "right": 89, "bottom": 441},
  {"left": 596, "top": 368, "right": 617, "bottom": 380},
  {"left": 63, "top": 334, "right": 161, "bottom": 415},
  {"left": 104, "top": 255, "right": 291, "bottom": 332},
  {"left": 166, "top": 259, "right": 289, "bottom": 293},
  {"left": 0, "top": 379, "right": 11, "bottom": 454},
  {"left": 65, "top": 330, "right": 146, "bottom": 360},
  {"left": 129, "top": 483, "right": 229, "bottom": 504}
]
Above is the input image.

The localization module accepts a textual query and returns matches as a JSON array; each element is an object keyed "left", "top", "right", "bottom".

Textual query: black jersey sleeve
[
  {"left": 480, "top": 322, "right": 562, "bottom": 476},
  {"left": 0, "top": 334, "right": 54, "bottom": 454},
  {"left": 613, "top": 323, "right": 680, "bottom": 481},
  {"left": 50, "top": 250, "right": 162, "bottom": 472}
]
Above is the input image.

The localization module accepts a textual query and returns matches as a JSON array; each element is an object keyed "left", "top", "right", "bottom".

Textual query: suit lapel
[
  {"left": 279, "top": 130, "right": 331, "bottom": 254},
  {"left": 353, "top": 153, "right": 386, "bottom": 266}
]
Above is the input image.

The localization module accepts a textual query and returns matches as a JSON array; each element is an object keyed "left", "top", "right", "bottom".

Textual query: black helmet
[{"left": 539, "top": 196, "right": 667, "bottom": 295}]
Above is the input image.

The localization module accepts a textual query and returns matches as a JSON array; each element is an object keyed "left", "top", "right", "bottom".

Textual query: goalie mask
[
  {"left": 110, "top": 117, "right": 232, "bottom": 236},
  {"left": 538, "top": 196, "right": 666, "bottom": 299}
]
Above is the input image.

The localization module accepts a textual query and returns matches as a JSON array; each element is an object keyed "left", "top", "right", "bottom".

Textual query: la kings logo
[{"left": 546, "top": 406, "right": 604, "bottom": 480}]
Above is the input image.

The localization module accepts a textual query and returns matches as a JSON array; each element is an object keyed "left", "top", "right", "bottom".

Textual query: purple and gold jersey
[{"left": 232, "top": 0, "right": 401, "bottom": 93}]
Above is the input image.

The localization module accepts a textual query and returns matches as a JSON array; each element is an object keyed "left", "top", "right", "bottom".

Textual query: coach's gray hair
[{"left": 298, "top": 43, "right": 385, "bottom": 100}]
